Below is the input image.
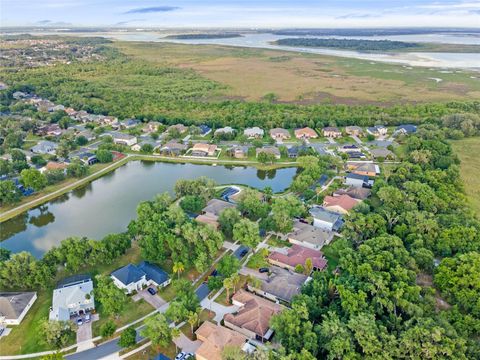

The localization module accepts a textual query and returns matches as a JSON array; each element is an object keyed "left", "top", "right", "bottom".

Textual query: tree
[
  {"left": 217, "top": 255, "right": 240, "bottom": 278},
  {"left": 0, "top": 248, "right": 11, "bottom": 262},
  {"left": 187, "top": 311, "right": 199, "bottom": 335},
  {"left": 41, "top": 320, "right": 74, "bottom": 349},
  {"left": 94, "top": 275, "right": 128, "bottom": 316},
  {"left": 304, "top": 258, "right": 313, "bottom": 275},
  {"left": 0, "top": 159, "right": 13, "bottom": 176},
  {"left": 141, "top": 313, "right": 172, "bottom": 349},
  {"left": 218, "top": 207, "right": 242, "bottom": 238},
  {"left": 31, "top": 155, "right": 47, "bottom": 166},
  {"left": 257, "top": 151, "right": 276, "bottom": 164},
  {"left": 67, "top": 161, "right": 88, "bottom": 178},
  {"left": 119, "top": 326, "right": 137, "bottom": 348},
  {"left": 0, "top": 180, "right": 21, "bottom": 205},
  {"left": 141, "top": 143, "right": 154, "bottom": 153},
  {"left": 96, "top": 149, "right": 113, "bottom": 163},
  {"left": 179, "top": 195, "right": 205, "bottom": 213},
  {"left": 173, "top": 261, "right": 185, "bottom": 279},
  {"left": 233, "top": 219, "right": 261, "bottom": 250},
  {"left": 269, "top": 195, "right": 305, "bottom": 234},
  {"left": 172, "top": 327, "right": 181, "bottom": 353},
  {"left": 20, "top": 168, "right": 47, "bottom": 191},
  {"left": 100, "top": 319, "right": 117, "bottom": 338},
  {"left": 75, "top": 135, "right": 88, "bottom": 146},
  {"left": 237, "top": 188, "right": 270, "bottom": 220},
  {"left": 45, "top": 169, "right": 66, "bottom": 185},
  {"left": 223, "top": 276, "right": 234, "bottom": 301}
]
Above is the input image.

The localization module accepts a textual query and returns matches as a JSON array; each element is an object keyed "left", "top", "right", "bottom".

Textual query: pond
[{"left": 0, "top": 161, "right": 298, "bottom": 258}]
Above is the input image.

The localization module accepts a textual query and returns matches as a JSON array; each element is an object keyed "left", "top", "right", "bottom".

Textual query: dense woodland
[{"left": 275, "top": 38, "right": 420, "bottom": 51}]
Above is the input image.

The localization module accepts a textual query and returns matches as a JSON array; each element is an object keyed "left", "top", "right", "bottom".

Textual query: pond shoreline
[{"left": 0, "top": 154, "right": 298, "bottom": 223}]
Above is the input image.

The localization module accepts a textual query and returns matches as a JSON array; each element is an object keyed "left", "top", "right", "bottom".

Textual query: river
[{"left": 0, "top": 161, "right": 298, "bottom": 258}]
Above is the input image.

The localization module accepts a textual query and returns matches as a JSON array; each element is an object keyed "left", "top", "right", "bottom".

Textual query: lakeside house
[
  {"left": 159, "top": 141, "right": 187, "bottom": 156},
  {"left": 228, "top": 145, "right": 249, "bottom": 159},
  {"left": 195, "top": 321, "right": 249, "bottom": 360},
  {"left": 294, "top": 127, "right": 318, "bottom": 140},
  {"left": 247, "top": 266, "right": 309, "bottom": 304},
  {"left": 256, "top": 146, "right": 281, "bottom": 159},
  {"left": 111, "top": 262, "right": 170, "bottom": 294},
  {"left": 309, "top": 206, "right": 344, "bottom": 232},
  {"left": 49, "top": 275, "right": 94, "bottom": 321},
  {"left": 40, "top": 161, "right": 68, "bottom": 173},
  {"left": 323, "top": 127, "right": 342, "bottom": 138},
  {"left": 269, "top": 128, "right": 290, "bottom": 141},
  {"left": 225, "top": 290, "right": 283, "bottom": 342},
  {"left": 196, "top": 199, "right": 237, "bottom": 228},
  {"left": 190, "top": 143, "right": 218, "bottom": 157},
  {"left": 31, "top": 140, "right": 58, "bottom": 155},
  {"left": 287, "top": 145, "right": 310, "bottom": 158},
  {"left": 287, "top": 220, "right": 334, "bottom": 250},
  {"left": 244, "top": 127, "right": 264, "bottom": 139},
  {"left": 323, "top": 194, "right": 359, "bottom": 214},
  {"left": 345, "top": 126, "right": 363, "bottom": 136},
  {"left": 268, "top": 244, "right": 327, "bottom": 272},
  {"left": 0, "top": 292, "right": 37, "bottom": 325}
]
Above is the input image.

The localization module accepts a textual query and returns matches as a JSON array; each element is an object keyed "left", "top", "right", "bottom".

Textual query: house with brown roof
[
  {"left": 347, "top": 162, "right": 380, "bottom": 177},
  {"left": 323, "top": 126, "right": 342, "bottom": 138},
  {"left": 247, "top": 266, "right": 309, "bottom": 303},
  {"left": 228, "top": 146, "right": 249, "bottom": 159},
  {"left": 40, "top": 161, "right": 68, "bottom": 174},
  {"left": 294, "top": 127, "right": 318, "bottom": 139},
  {"left": 225, "top": 290, "right": 283, "bottom": 342},
  {"left": 345, "top": 126, "right": 363, "bottom": 136},
  {"left": 195, "top": 321, "right": 248, "bottom": 360},
  {"left": 196, "top": 199, "right": 236, "bottom": 228},
  {"left": 334, "top": 186, "right": 371, "bottom": 201},
  {"left": 190, "top": 143, "right": 218, "bottom": 157},
  {"left": 268, "top": 244, "right": 327, "bottom": 272},
  {"left": 269, "top": 128, "right": 291, "bottom": 141},
  {"left": 168, "top": 124, "right": 188, "bottom": 134},
  {"left": 159, "top": 141, "right": 187, "bottom": 156},
  {"left": 142, "top": 122, "right": 160, "bottom": 134},
  {"left": 287, "top": 220, "right": 334, "bottom": 250},
  {"left": 323, "top": 194, "right": 359, "bottom": 214},
  {"left": 256, "top": 146, "right": 281, "bottom": 159}
]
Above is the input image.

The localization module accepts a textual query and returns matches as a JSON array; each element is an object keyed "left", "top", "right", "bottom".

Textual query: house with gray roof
[
  {"left": 0, "top": 292, "right": 37, "bottom": 325},
  {"left": 309, "top": 206, "right": 344, "bottom": 232},
  {"left": 244, "top": 127, "right": 264, "bottom": 139},
  {"left": 111, "top": 262, "right": 170, "bottom": 294},
  {"left": 31, "top": 141, "right": 58, "bottom": 155},
  {"left": 49, "top": 275, "right": 94, "bottom": 321},
  {"left": 287, "top": 220, "right": 334, "bottom": 250}
]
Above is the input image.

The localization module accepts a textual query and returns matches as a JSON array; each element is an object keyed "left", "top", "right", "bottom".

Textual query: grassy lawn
[
  {"left": 214, "top": 275, "right": 248, "bottom": 306},
  {"left": 322, "top": 240, "right": 341, "bottom": 272},
  {"left": 125, "top": 343, "right": 177, "bottom": 360},
  {"left": 451, "top": 137, "right": 480, "bottom": 216},
  {"left": 267, "top": 236, "right": 292, "bottom": 248},
  {"left": 246, "top": 249, "right": 269, "bottom": 270}
]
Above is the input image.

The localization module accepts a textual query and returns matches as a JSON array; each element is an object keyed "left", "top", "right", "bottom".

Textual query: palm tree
[
  {"left": 223, "top": 276, "right": 234, "bottom": 302},
  {"left": 187, "top": 311, "right": 199, "bottom": 335},
  {"left": 247, "top": 275, "right": 261, "bottom": 290},
  {"left": 230, "top": 274, "right": 241, "bottom": 294},
  {"left": 172, "top": 261, "right": 184, "bottom": 279},
  {"left": 171, "top": 327, "right": 181, "bottom": 353}
]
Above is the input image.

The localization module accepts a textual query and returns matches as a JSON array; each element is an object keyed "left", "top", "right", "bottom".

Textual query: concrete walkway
[
  {"left": 174, "top": 333, "right": 202, "bottom": 353},
  {"left": 200, "top": 297, "right": 239, "bottom": 323}
]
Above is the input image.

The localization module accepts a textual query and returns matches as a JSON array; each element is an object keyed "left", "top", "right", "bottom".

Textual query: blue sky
[{"left": 1, "top": 0, "right": 479, "bottom": 28}]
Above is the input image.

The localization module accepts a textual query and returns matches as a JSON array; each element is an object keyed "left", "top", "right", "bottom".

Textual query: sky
[{"left": 1, "top": 0, "right": 479, "bottom": 28}]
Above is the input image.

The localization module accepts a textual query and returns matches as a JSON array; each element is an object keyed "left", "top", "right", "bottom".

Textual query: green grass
[
  {"left": 451, "top": 137, "right": 480, "bottom": 216},
  {"left": 267, "top": 236, "right": 292, "bottom": 248},
  {"left": 321, "top": 241, "right": 341, "bottom": 272},
  {"left": 178, "top": 309, "right": 215, "bottom": 339},
  {"left": 246, "top": 250, "right": 269, "bottom": 270}
]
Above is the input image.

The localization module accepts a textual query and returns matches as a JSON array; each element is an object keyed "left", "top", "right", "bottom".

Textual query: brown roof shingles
[{"left": 268, "top": 244, "right": 327, "bottom": 271}]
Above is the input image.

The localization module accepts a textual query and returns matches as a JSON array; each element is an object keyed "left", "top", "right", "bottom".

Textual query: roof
[
  {"left": 369, "top": 148, "right": 394, "bottom": 158},
  {"left": 345, "top": 126, "right": 363, "bottom": 131},
  {"left": 256, "top": 266, "right": 309, "bottom": 303},
  {"left": 161, "top": 141, "right": 187, "bottom": 151},
  {"left": 199, "top": 125, "right": 211, "bottom": 135},
  {"left": 214, "top": 126, "right": 235, "bottom": 134},
  {"left": 195, "top": 321, "right": 247, "bottom": 360},
  {"left": 203, "top": 199, "right": 236, "bottom": 217},
  {"left": 244, "top": 127, "right": 264, "bottom": 136},
  {"left": 349, "top": 162, "right": 379, "bottom": 174},
  {"left": 111, "top": 264, "right": 146, "bottom": 286},
  {"left": 45, "top": 162, "right": 67, "bottom": 171},
  {"left": 50, "top": 277, "right": 93, "bottom": 321},
  {"left": 56, "top": 274, "right": 92, "bottom": 289},
  {"left": 0, "top": 292, "right": 36, "bottom": 321},
  {"left": 256, "top": 146, "right": 280, "bottom": 156},
  {"left": 225, "top": 290, "right": 283, "bottom": 338},
  {"left": 396, "top": 124, "right": 417, "bottom": 133},
  {"left": 269, "top": 244, "right": 327, "bottom": 271},
  {"left": 269, "top": 128, "right": 290, "bottom": 137},
  {"left": 309, "top": 206, "right": 342, "bottom": 224},
  {"left": 192, "top": 143, "right": 217, "bottom": 153},
  {"left": 31, "top": 141, "right": 58, "bottom": 152},
  {"left": 323, "top": 126, "right": 341, "bottom": 133},
  {"left": 334, "top": 186, "right": 371, "bottom": 200},
  {"left": 294, "top": 127, "right": 317, "bottom": 138},
  {"left": 323, "top": 194, "right": 358, "bottom": 212},
  {"left": 345, "top": 173, "right": 369, "bottom": 182},
  {"left": 138, "top": 261, "right": 170, "bottom": 285},
  {"left": 288, "top": 220, "right": 333, "bottom": 248},
  {"left": 168, "top": 124, "right": 188, "bottom": 133},
  {"left": 196, "top": 213, "right": 220, "bottom": 227}
]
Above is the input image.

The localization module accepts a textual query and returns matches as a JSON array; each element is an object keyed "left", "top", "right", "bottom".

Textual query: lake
[{"left": 0, "top": 161, "right": 298, "bottom": 258}]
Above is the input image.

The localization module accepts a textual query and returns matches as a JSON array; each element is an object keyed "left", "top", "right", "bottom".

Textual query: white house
[
  {"left": 309, "top": 206, "right": 343, "bottom": 232},
  {"left": 49, "top": 275, "right": 94, "bottom": 321},
  {"left": 0, "top": 292, "right": 37, "bottom": 325},
  {"left": 31, "top": 141, "right": 58, "bottom": 155},
  {"left": 111, "top": 262, "right": 170, "bottom": 294}
]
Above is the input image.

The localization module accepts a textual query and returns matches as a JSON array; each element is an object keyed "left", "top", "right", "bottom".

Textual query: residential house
[
  {"left": 70, "top": 150, "right": 97, "bottom": 165},
  {"left": 309, "top": 206, "right": 344, "bottom": 231},
  {"left": 345, "top": 126, "right": 363, "bottom": 136},
  {"left": 323, "top": 127, "right": 342, "bottom": 138},
  {"left": 65, "top": 107, "right": 77, "bottom": 117},
  {"left": 36, "top": 123, "right": 62, "bottom": 137},
  {"left": 394, "top": 124, "right": 417, "bottom": 136},
  {"left": 338, "top": 144, "right": 361, "bottom": 153},
  {"left": 366, "top": 125, "right": 388, "bottom": 137},
  {"left": 269, "top": 128, "right": 290, "bottom": 141},
  {"left": 323, "top": 194, "right": 359, "bottom": 214},
  {"left": 345, "top": 173, "right": 373, "bottom": 188},
  {"left": 0, "top": 292, "right": 37, "bottom": 325},
  {"left": 294, "top": 127, "right": 317, "bottom": 139},
  {"left": 369, "top": 148, "right": 395, "bottom": 160},
  {"left": 77, "top": 130, "right": 95, "bottom": 142},
  {"left": 347, "top": 162, "right": 380, "bottom": 177},
  {"left": 52, "top": 105, "right": 65, "bottom": 112},
  {"left": 111, "top": 262, "right": 171, "bottom": 294},
  {"left": 334, "top": 186, "right": 371, "bottom": 201},
  {"left": 214, "top": 126, "right": 235, "bottom": 137},
  {"left": 268, "top": 244, "right": 327, "bottom": 272},
  {"left": 244, "top": 127, "right": 264, "bottom": 139},
  {"left": 348, "top": 151, "right": 367, "bottom": 159},
  {"left": 49, "top": 275, "right": 94, "bottom": 321},
  {"left": 225, "top": 290, "right": 283, "bottom": 341},
  {"left": 40, "top": 161, "right": 68, "bottom": 173},
  {"left": 195, "top": 321, "right": 248, "bottom": 360},
  {"left": 190, "top": 143, "right": 218, "bottom": 157},
  {"left": 198, "top": 125, "right": 212, "bottom": 137},
  {"left": 120, "top": 118, "right": 141, "bottom": 129},
  {"left": 247, "top": 266, "right": 309, "bottom": 303},
  {"left": 102, "top": 116, "right": 119, "bottom": 127},
  {"left": 256, "top": 146, "right": 281, "bottom": 159},
  {"left": 131, "top": 138, "right": 159, "bottom": 152},
  {"left": 159, "top": 141, "right": 187, "bottom": 156},
  {"left": 287, "top": 220, "right": 334, "bottom": 250},
  {"left": 228, "top": 146, "right": 249, "bottom": 159},
  {"left": 12, "top": 91, "right": 28, "bottom": 100},
  {"left": 196, "top": 199, "right": 236, "bottom": 228},
  {"left": 105, "top": 132, "right": 137, "bottom": 146},
  {"left": 287, "top": 145, "right": 309, "bottom": 158},
  {"left": 31, "top": 141, "right": 58, "bottom": 155},
  {"left": 142, "top": 122, "right": 160, "bottom": 134},
  {"left": 168, "top": 124, "right": 188, "bottom": 134}
]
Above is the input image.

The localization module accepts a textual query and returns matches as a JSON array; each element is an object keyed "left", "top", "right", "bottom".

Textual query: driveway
[
  {"left": 239, "top": 267, "right": 268, "bottom": 281},
  {"left": 133, "top": 289, "right": 166, "bottom": 309},
  {"left": 200, "top": 298, "right": 239, "bottom": 323},
  {"left": 174, "top": 333, "right": 202, "bottom": 353}
]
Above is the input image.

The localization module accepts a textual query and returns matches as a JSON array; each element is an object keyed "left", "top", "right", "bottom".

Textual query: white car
[
  {"left": 85, "top": 314, "right": 91, "bottom": 322},
  {"left": 175, "top": 352, "right": 186, "bottom": 360}
]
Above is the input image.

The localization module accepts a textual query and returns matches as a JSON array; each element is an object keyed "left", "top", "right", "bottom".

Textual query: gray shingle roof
[
  {"left": 111, "top": 264, "right": 146, "bottom": 286},
  {"left": 0, "top": 292, "right": 36, "bottom": 321}
]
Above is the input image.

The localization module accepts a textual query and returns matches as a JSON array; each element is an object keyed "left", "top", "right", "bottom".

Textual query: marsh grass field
[
  {"left": 116, "top": 41, "right": 480, "bottom": 104},
  {"left": 452, "top": 137, "right": 480, "bottom": 216}
]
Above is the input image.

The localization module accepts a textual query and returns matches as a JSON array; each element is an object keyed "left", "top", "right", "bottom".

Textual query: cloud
[
  {"left": 35, "top": 19, "right": 72, "bottom": 26},
  {"left": 36, "top": 19, "right": 52, "bottom": 24},
  {"left": 124, "top": 6, "right": 180, "bottom": 14},
  {"left": 336, "top": 13, "right": 380, "bottom": 19},
  {"left": 114, "top": 19, "right": 146, "bottom": 26}
]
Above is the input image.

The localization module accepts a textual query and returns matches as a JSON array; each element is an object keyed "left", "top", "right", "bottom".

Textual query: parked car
[
  {"left": 77, "top": 318, "right": 83, "bottom": 326},
  {"left": 239, "top": 249, "right": 248, "bottom": 257},
  {"left": 147, "top": 287, "right": 157, "bottom": 295},
  {"left": 210, "top": 269, "right": 218, "bottom": 277},
  {"left": 184, "top": 353, "right": 194, "bottom": 359},
  {"left": 175, "top": 352, "right": 186, "bottom": 360},
  {"left": 259, "top": 267, "right": 269, "bottom": 273},
  {"left": 85, "top": 313, "right": 91, "bottom": 322}
]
